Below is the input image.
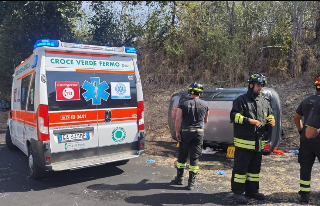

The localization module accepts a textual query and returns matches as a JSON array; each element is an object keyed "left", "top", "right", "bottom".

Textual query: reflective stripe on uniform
[
  {"left": 234, "top": 142, "right": 255, "bottom": 150},
  {"left": 261, "top": 140, "right": 265, "bottom": 148},
  {"left": 235, "top": 174, "right": 246, "bottom": 178},
  {"left": 300, "top": 187, "right": 311, "bottom": 192},
  {"left": 189, "top": 165, "right": 199, "bottom": 173},
  {"left": 247, "top": 173, "right": 259, "bottom": 182},
  {"left": 177, "top": 162, "right": 186, "bottom": 169},
  {"left": 234, "top": 138, "right": 255, "bottom": 145},
  {"left": 266, "top": 115, "right": 274, "bottom": 120},
  {"left": 234, "top": 113, "right": 244, "bottom": 124},
  {"left": 300, "top": 180, "right": 311, "bottom": 186},
  {"left": 247, "top": 177, "right": 259, "bottom": 182},
  {"left": 234, "top": 174, "right": 246, "bottom": 184},
  {"left": 234, "top": 137, "right": 255, "bottom": 150},
  {"left": 247, "top": 173, "right": 259, "bottom": 177}
]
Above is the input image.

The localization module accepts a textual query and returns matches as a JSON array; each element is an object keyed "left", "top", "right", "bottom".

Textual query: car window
[
  {"left": 21, "top": 73, "right": 34, "bottom": 111},
  {"left": 203, "top": 92, "right": 245, "bottom": 99},
  {"left": 200, "top": 92, "right": 217, "bottom": 99},
  {"left": 27, "top": 73, "right": 36, "bottom": 111}
]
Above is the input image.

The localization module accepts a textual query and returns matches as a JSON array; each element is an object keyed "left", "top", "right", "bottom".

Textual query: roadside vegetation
[{"left": 0, "top": 1, "right": 319, "bottom": 147}]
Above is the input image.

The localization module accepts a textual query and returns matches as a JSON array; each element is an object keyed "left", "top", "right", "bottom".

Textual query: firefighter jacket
[{"left": 230, "top": 90, "right": 274, "bottom": 152}]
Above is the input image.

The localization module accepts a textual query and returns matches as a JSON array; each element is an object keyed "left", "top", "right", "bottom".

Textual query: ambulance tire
[
  {"left": 28, "top": 145, "right": 45, "bottom": 180},
  {"left": 112, "top": 159, "right": 129, "bottom": 166},
  {"left": 5, "top": 128, "right": 16, "bottom": 151}
]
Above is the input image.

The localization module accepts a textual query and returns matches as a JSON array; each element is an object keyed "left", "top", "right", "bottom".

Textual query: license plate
[
  {"left": 58, "top": 132, "right": 90, "bottom": 143},
  {"left": 226, "top": 145, "right": 235, "bottom": 158}
]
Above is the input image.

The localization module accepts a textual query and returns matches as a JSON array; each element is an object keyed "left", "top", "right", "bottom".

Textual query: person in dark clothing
[
  {"left": 230, "top": 73, "right": 275, "bottom": 204},
  {"left": 174, "top": 82, "right": 209, "bottom": 190},
  {"left": 306, "top": 98, "right": 320, "bottom": 138},
  {"left": 294, "top": 76, "right": 320, "bottom": 203}
]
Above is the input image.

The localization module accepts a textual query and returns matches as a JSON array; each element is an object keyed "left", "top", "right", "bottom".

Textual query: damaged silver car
[{"left": 168, "top": 88, "right": 282, "bottom": 154}]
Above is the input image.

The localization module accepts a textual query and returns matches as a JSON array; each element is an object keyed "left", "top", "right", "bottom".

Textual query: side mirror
[{"left": 0, "top": 99, "right": 10, "bottom": 112}]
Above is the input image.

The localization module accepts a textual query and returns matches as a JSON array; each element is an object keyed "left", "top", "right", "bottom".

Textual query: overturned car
[{"left": 168, "top": 88, "right": 282, "bottom": 154}]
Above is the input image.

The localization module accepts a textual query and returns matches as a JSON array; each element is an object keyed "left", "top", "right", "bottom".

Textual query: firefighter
[
  {"left": 230, "top": 73, "right": 275, "bottom": 204},
  {"left": 174, "top": 82, "right": 209, "bottom": 190},
  {"left": 294, "top": 77, "right": 320, "bottom": 203},
  {"left": 305, "top": 97, "right": 320, "bottom": 139}
]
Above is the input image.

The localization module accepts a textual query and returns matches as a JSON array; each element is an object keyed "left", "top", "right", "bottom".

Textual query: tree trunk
[
  {"left": 226, "top": 1, "right": 235, "bottom": 37},
  {"left": 315, "top": 2, "right": 320, "bottom": 43},
  {"left": 171, "top": 1, "right": 176, "bottom": 27},
  {"left": 288, "top": 1, "right": 298, "bottom": 77},
  {"left": 297, "top": 1, "right": 307, "bottom": 38}
]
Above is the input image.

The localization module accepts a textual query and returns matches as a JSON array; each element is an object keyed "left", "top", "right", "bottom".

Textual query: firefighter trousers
[
  {"left": 231, "top": 147, "right": 263, "bottom": 195},
  {"left": 298, "top": 139, "right": 320, "bottom": 194},
  {"left": 177, "top": 130, "right": 204, "bottom": 172}
]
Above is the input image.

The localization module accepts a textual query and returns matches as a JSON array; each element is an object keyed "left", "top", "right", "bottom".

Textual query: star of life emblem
[{"left": 82, "top": 77, "right": 110, "bottom": 105}]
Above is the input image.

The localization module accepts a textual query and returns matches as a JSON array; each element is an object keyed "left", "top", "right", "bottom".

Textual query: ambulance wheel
[
  {"left": 5, "top": 128, "right": 16, "bottom": 151},
  {"left": 28, "top": 145, "right": 45, "bottom": 180}
]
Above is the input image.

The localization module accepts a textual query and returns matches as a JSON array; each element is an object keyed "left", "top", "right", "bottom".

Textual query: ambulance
[{"left": 0, "top": 39, "right": 145, "bottom": 179}]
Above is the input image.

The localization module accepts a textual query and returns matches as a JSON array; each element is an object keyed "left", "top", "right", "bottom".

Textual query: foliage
[
  {"left": 0, "top": 1, "right": 320, "bottom": 96},
  {"left": 0, "top": 1, "right": 82, "bottom": 96}
]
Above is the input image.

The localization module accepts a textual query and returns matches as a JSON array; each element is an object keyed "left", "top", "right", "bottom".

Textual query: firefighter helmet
[
  {"left": 188, "top": 82, "right": 203, "bottom": 95},
  {"left": 248, "top": 73, "right": 267, "bottom": 86},
  {"left": 315, "top": 76, "right": 320, "bottom": 89}
]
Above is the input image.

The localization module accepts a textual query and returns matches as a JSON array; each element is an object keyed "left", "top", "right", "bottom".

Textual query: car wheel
[
  {"left": 28, "top": 145, "right": 45, "bottom": 180},
  {"left": 5, "top": 128, "right": 16, "bottom": 151}
]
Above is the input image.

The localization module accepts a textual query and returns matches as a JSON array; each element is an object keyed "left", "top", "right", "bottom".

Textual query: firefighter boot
[
  {"left": 187, "top": 171, "right": 197, "bottom": 190},
  {"left": 300, "top": 193, "right": 310, "bottom": 203},
  {"left": 245, "top": 192, "right": 265, "bottom": 200},
  {"left": 174, "top": 168, "right": 184, "bottom": 185},
  {"left": 233, "top": 193, "right": 248, "bottom": 204}
]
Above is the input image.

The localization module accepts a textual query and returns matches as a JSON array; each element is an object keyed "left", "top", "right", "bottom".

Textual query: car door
[{"left": 92, "top": 55, "right": 138, "bottom": 155}]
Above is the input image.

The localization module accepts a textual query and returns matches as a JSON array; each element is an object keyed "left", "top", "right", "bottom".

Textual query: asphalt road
[{"left": 0, "top": 130, "right": 318, "bottom": 206}]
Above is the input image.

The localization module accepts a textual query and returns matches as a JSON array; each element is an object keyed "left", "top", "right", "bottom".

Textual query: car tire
[
  {"left": 5, "top": 128, "right": 16, "bottom": 151},
  {"left": 112, "top": 159, "right": 129, "bottom": 166},
  {"left": 28, "top": 144, "right": 45, "bottom": 180}
]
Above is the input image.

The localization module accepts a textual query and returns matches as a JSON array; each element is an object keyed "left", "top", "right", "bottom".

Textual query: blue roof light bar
[
  {"left": 125, "top": 47, "right": 137, "bottom": 54},
  {"left": 34, "top": 39, "right": 59, "bottom": 50}
]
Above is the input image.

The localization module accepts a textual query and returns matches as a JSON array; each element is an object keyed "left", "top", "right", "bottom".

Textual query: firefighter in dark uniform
[
  {"left": 306, "top": 94, "right": 320, "bottom": 139},
  {"left": 174, "top": 82, "right": 209, "bottom": 190},
  {"left": 230, "top": 73, "right": 275, "bottom": 204},
  {"left": 294, "top": 77, "right": 320, "bottom": 203}
]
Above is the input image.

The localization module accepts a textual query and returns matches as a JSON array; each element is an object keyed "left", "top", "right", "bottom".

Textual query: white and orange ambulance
[{"left": 0, "top": 39, "right": 145, "bottom": 179}]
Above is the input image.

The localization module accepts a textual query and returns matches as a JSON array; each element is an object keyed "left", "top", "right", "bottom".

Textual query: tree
[{"left": 0, "top": 1, "right": 82, "bottom": 94}]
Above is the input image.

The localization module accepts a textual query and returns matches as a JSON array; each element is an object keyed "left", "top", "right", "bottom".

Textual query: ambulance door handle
[{"left": 105, "top": 110, "right": 112, "bottom": 122}]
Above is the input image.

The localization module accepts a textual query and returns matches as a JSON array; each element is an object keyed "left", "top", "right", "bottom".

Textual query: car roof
[{"left": 178, "top": 87, "right": 273, "bottom": 94}]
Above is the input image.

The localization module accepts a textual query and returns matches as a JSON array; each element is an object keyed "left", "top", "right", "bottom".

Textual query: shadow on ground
[
  {"left": 88, "top": 179, "right": 320, "bottom": 206},
  {"left": 0, "top": 141, "right": 124, "bottom": 193}
]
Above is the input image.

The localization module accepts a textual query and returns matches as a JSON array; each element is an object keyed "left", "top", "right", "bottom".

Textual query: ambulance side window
[
  {"left": 20, "top": 75, "right": 31, "bottom": 111},
  {"left": 27, "top": 73, "right": 35, "bottom": 111}
]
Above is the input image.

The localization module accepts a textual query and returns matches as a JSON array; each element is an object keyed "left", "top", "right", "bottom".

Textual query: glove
[
  {"left": 268, "top": 119, "right": 275, "bottom": 127},
  {"left": 298, "top": 130, "right": 302, "bottom": 135},
  {"left": 249, "top": 119, "right": 262, "bottom": 127}
]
